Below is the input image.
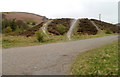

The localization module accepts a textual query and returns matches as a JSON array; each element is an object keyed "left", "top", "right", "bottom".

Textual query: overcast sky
[{"left": 0, "top": 0, "right": 119, "bottom": 24}]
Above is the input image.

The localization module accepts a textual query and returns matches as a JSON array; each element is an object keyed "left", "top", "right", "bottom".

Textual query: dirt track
[{"left": 3, "top": 35, "right": 118, "bottom": 75}]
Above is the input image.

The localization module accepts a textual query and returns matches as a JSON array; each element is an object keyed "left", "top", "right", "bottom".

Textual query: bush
[
  {"left": 2, "top": 19, "right": 29, "bottom": 34},
  {"left": 3, "top": 26, "right": 12, "bottom": 33},
  {"left": 15, "top": 26, "right": 25, "bottom": 33},
  {"left": 105, "top": 29, "right": 113, "bottom": 34},
  {"left": 32, "top": 22, "right": 36, "bottom": 25},
  {"left": 2, "top": 39, "right": 14, "bottom": 43},
  {"left": 35, "top": 30, "right": 44, "bottom": 42},
  {"left": 56, "top": 24, "right": 67, "bottom": 34}
]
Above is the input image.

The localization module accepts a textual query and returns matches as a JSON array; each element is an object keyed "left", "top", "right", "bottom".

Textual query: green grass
[
  {"left": 72, "top": 33, "right": 117, "bottom": 41},
  {"left": 2, "top": 35, "right": 68, "bottom": 48},
  {"left": 71, "top": 41, "right": 118, "bottom": 75},
  {"left": 2, "top": 33, "right": 117, "bottom": 48}
]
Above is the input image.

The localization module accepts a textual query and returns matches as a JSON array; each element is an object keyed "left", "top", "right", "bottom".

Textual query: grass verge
[
  {"left": 70, "top": 41, "right": 118, "bottom": 75},
  {"left": 2, "top": 33, "right": 117, "bottom": 48}
]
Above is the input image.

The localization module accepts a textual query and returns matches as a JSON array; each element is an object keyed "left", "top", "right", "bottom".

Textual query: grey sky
[{"left": 0, "top": 0, "right": 119, "bottom": 24}]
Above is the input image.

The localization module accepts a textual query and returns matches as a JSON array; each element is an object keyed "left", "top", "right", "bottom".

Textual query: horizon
[{"left": 1, "top": 0, "right": 119, "bottom": 24}]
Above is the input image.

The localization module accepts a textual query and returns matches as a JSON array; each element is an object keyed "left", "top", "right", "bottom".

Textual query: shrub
[
  {"left": 105, "top": 29, "right": 113, "bottom": 34},
  {"left": 56, "top": 24, "right": 67, "bottom": 35},
  {"left": 15, "top": 26, "right": 25, "bottom": 34},
  {"left": 3, "top": 26, "right": 12, "bottom": 33},
  {"left": 32, "top": 22, "right": 36, "bottom": 25},
  {"left": 2, "top": 19, "right": 29, "bottom": 34},
  {"left": 3, "top": 39, "right": 14, "bottom": 43},
  {"left": 2, "top": 19, "right": 17, "bottom": 31},
  {"left": 35, "top": 30, "right": 44, "bottom": 42}
]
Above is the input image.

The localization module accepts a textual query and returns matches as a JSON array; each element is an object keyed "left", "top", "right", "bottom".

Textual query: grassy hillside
[
  {"left": 91, "top": 19, "right": 120, "bottom": 33},
  {"left": 71, "top": 41, "right": 118, "bottom": 75},
  {"left": 2, "top": 12, "right": 48, "bottom": 24},
  {"left": 1, "top": 12, "right": 49, "bottom": 36}
]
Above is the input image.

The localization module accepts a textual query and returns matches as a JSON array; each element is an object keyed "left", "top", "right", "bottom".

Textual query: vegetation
[
  {"left": 3, "top": 26, "right": 12, "bottom": 33},
  {"left": 35, "top": 30, "right": 44, "bottom": 42},
  {"left": 1, "top": 18, "right": 118, "bottom": 48},
  {"left": 31, "top": 22, "right": 36, "bottom": 25},
  {"left": 26, "top": 21, "right": 36, "bottom": 28},
  {"left": 105, "top": 29, "right": 113, "bottom": 34},
  {"left": 56, "top": 24, "right": 68, "bottom": 34},
  {"left": 71, "top": 41, "right": 118, "bottom": 75},
  {"left": 2, "top": 19, "right": 29, "bottom": 34},
  {"left": 72, "top": 33, "right": 117, "bottom": 41},
  {"left": 2, "top": 33, "right": 116, "bottom": 48}
]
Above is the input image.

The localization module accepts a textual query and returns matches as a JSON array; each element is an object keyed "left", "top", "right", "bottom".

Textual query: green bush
[
  {"left": 56, "top": 24, "right": 67, "bottom": 34},
  {"left": 105, "top": 29, "right": 113, "bottom": 34},
  {"left": 35, "top": 30, "right": 44, "bottom": 42},
  {"left": 15, "top": 26, "right": 25, "bottom": 33},
  {"left": 3, "top": 26, "right": 12, "bottom": 33},
  {"left": 2, "top": 19, "right": 29, "bottom": 34},
  {"left": 3, "top": 39, "right": 14, "bottom": 43},
  {"left": 32, "top": 22, "right": 36, "bottom": 25}
]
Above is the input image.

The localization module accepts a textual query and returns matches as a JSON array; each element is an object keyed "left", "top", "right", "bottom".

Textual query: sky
[{"left": 0, "top": 0, "right": 119, "bottom": 24}]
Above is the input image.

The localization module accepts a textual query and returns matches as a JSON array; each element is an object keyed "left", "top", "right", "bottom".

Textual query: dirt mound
[
  {"left": 76, "top": 18, "right": 98, "bottom": 35},
  {"left": 47, "top": 18, "right": 73, "bottom": 35},
  {"left": 2, "top": 12, "right": 48, "bottom": 24},
  {"left": 20, "top": 22, "right": 44, "bottom": 37},
  {"left": 91, "top": 19, "right": 120, "bottom": 33}
]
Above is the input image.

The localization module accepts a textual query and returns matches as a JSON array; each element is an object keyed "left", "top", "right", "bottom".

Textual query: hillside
[
  {"left": 1, "top": 12, "right": 119, "bottom": 37},
  {"left": 91, "top": 19, "right": 120, "bottom": 33},
  {"left": 19, "top": 18, "right": 119, "bottom": 37},
  {"left": 2, "top": 12, "right": 48, "bottom": 24}
]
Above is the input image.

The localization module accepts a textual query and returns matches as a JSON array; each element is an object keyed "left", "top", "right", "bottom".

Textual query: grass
[
  {"left": 72, "top": 32, "right": 117, "bottom": 40},
  {"left": 2, "top": 33, "right": 117, "bottom": 48},
  {"left": 2, "top": 34, "right": 68, "bottom": 48},
  {"left": 71, "top": 41, "right": 118, "bottom": 75}
]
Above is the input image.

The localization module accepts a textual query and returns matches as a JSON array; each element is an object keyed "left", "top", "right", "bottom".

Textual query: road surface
[{"left": 2, "top": 35, "right": 118, "bottom": 75}]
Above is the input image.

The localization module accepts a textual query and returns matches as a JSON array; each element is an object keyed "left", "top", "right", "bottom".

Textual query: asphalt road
[{"left": 2, "top": 35, "right": 118, "bottom": 75}]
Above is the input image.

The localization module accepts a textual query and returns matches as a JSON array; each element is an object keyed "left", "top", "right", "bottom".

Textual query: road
[{"left": 2, "top": 35, "right": 118, "bottom": 75}]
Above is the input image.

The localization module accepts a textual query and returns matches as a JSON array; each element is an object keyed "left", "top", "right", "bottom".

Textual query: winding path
[{"left": 3, "top": 35, "right": 118, "bottom": 75}]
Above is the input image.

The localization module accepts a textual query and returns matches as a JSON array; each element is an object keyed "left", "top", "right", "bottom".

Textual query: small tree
[{"left": 35, "top": 30, "right": 44, "bottom": 42}]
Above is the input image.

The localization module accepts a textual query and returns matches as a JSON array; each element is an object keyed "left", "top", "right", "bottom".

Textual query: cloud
[{"left": 0, "top": 0, "right": 119, "bottom": 23}]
